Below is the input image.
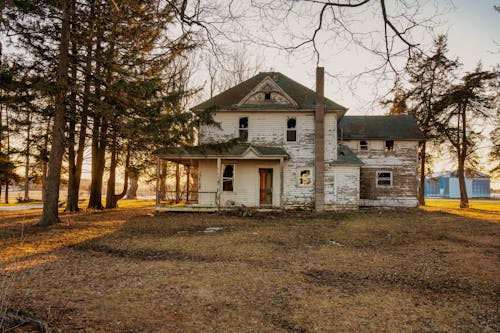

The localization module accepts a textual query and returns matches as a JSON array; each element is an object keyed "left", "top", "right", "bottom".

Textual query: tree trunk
[
  {"left": 41, "top": 117, "right": 51, "bottom": 202},
  {"left": 65, "top": 1, "right": 82, "bottom": 212},
  {"left": 125, "top": 168, "right": 138, "bottom": 199},
  {"left": 418, "top": 141, "right": 426, "bottom": 206},
  {"left": 87, "top": 116, "right": 107, "bottom": 209},
  {"left": 458, "top": 104, "right": 469, "bottom": 208},
  {"left": 159, "top": 162, "right": 167, "bottom": 200},
  {"left": 24, "top": 110, "right": 31, "bottom": 201},
  {"left": 106, "top": 139, "right": 129, "bottom": 208},
  {"left": 4, "top": 102, "right": 9, "bottom": 204},
  {"left": 39, "top": 0, "right": 71, "bottom": 226}
]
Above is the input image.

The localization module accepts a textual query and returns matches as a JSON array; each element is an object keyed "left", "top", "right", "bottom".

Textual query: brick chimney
[{"left": 315, "top": 67, "right": 325, "bottom": 212}]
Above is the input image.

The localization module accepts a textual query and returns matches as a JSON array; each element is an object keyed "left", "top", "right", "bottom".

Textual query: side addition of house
[{"left": 154, "top": 68, "right": 425, "bottom": 211}]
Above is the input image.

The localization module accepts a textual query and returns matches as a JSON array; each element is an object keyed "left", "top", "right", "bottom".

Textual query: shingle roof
[
  {"left": 339, "top": 115, "right": 425, "bottom": 141},
  {"left": 154, "top": 143, "right": 289, "bottom": 159},
  {"left": 192, "top": 72, "right": 347, "bottom": 116},
  {"left": 331, "top": 144, "right": 363, "bottom": 165}
]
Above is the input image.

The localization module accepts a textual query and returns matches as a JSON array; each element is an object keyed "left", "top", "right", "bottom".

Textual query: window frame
[
  {"left": 299, "top": 169, "right": 313, "bottom": 187},
  {"left": 238, "top": 116, "right": 249, "bottom": 142},
  {"left": 286, "top": 117, "right": 297, "bottom": 142},
  {"left": 222, "top": 164, "right": 235, "bottom": 192},
  {"left": 376, "top": 171, "right": 393, "bottom": 188}
]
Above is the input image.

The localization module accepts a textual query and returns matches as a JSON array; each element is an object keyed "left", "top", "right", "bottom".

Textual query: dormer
[{"left": 237, "top": 76, "right": 298, "bottom": 106}]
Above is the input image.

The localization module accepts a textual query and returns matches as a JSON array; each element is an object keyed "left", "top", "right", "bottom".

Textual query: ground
[{"left": 0, "top": 199, "right": 499, "bottom": 332}]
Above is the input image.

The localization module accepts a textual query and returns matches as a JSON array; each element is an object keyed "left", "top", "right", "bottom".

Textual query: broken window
[
  {"left": 264, "top": 92, "right": 271, "bottom": 100},
  {"left": 223, "top": 165, "right": 234, "bottom": 191},
  {"left": 287, "top": 117, "right": 297, "bottom": 142},
  {"left": 239, "top": 117, "right": 248, "bottom": 141},
  {"left": 360, "top": 140, "right": 368, "bottom": 151},
  {"left": 299, "top": 169, "right": 312, "bottom": 186},
  {"left": 376, "top": 171, "right": 392, "bottom": 187},
  {"left": 385, "top": 140, "right": 394, "bottom": 152}
]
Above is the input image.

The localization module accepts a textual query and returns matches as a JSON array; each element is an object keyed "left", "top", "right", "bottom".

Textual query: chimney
[{"left": 315, "top": 67, "right": 325, "bottom": 213}]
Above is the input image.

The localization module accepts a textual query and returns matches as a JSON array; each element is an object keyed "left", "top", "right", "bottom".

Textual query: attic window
[
  {"left": 385, "top": 140, "right": 394, "bottom": 152},
  {"left": 239, "top": 117, "right": 248, "bottom": 141},
  {"left": 286, "top": 118, "right": 297, "bottom": 142},
  {"left": 360, "top": 140, "right": 368, "bottom": 151},
  {"left": 264, "top": 92, "right": 271, "bottom": 100}
]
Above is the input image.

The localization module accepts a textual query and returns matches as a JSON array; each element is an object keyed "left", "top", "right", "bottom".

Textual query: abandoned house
[{"left": 154, "top": 68, "right": 425, "bottom": 211}]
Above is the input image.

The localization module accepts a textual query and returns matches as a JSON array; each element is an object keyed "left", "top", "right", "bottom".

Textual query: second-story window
[
  {"left": 239, "top": 117, "right": 248, "bottom": 141},
  {"left": 385, "top": 140, "right": 394, "bottom": 152},
  {"left": 287, "top": 117, "right": 297, "bottom": 142},
  {"left": 360, "top": 140, "right": 368, "bottom": 151}
]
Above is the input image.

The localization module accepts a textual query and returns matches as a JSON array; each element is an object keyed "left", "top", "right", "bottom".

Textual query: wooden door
[{"left": 259, "top": 168, "right": 273, "bottom": 206}]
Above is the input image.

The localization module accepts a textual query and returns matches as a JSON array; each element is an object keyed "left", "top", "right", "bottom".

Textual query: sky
[{"left": 193, "top": 0, "right": 499, "bottom": 179}]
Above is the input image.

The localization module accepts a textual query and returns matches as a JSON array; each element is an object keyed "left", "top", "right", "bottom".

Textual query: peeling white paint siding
[
  {"left": 324, "top": 165, "right": 360, "bottom": 210},
  {"left": 344, "top": 139, "right": 419, "bottom": 207}
]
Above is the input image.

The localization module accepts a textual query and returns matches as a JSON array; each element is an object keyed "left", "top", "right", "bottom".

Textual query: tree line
[
  {"left": 0, "top": 0, "right": 214, "bottom": 225},
  {"left": 383, "top": 36, "right": 499, "bottom": 208}
]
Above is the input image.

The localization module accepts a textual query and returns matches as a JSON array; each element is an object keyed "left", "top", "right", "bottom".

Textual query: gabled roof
[
  {"left": 154, "top": 143, "right": 289, "bottom": 160},
  {"left": 331, "top": 144, "right": 363, "bottom": 165},
  {"left": 339, "top": 115, "right": 425, "bottom": 141},
  {"left": 192, "top": 72, "right": 347, "bottom": 116}
]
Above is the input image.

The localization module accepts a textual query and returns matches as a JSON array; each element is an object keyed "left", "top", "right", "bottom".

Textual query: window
[
  {"left": 223, "top": 165, "right": 234, "bottom": 191},
  {"left": 287, "top": 117, "right": 297, "bottom": 142},
  {"left": 385, "top": 140, "right": 394, "bottom": 152},
  {"left": 239, "top": 117, "right": 248, "bottom": 141},
  {"left": 376, "top": 171, "right": 392, "bottom": 187},
  {"left": 264, "top": 92, "right": 271, "bottom": 100},
  {"left": 299, "top": 169, "right": 312, "bottom": 186},
  {"left": 360, "top": 140, "right": 368, "bottom": 151}
]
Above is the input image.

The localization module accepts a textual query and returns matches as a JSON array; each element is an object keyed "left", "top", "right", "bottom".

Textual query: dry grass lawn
[{"left": 0, "top": 204, "right": 499, "bottom": 332}]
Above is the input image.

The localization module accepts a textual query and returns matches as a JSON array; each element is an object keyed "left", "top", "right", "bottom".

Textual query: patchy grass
[{"left": 1, "top": 207, "right": 499, "bottom": 332}]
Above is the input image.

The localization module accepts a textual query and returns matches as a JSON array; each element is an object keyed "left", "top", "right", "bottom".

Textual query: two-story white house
[{"left": 154, "top": 68, "right": 424, "bottom": 211}]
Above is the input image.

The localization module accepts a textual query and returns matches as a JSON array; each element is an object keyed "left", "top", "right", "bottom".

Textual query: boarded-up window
[
  {"left": 360, "top": 140, "right": 368, "bottom": 151},
  {"left": 300, "top": 169, "right": 312, "bottom": 186},
  {"left": 376, "top": 171, "right": 392, "bottom": 187},
  {"left": 385, "top": 140, "right": 394, "bottom": 152},
  {"left": 287, "top": 118, "right": 297, "bottom": 142},
  {"left": 223, "top": 165, "right": 234, "bottom": 191},
  {"left": 239, "top": 117, "right": 248, "bottom": 141}
]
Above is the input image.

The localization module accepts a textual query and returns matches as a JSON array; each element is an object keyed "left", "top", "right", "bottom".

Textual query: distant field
[{"left": 1, "top": 206, "right": 498, "bottom": 332}]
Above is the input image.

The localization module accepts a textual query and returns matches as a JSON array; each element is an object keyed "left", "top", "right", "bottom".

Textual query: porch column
[
  {"left": 186, "top": 165, "right": 190, "bottom": 202},
  {"left": 216, "top": 158, "right": 222, "bottom": 208},
  {"left": 155, "top": 158, "right": 160, "bottom": 207},
  {"left": 280, "top": 157, "right": 284, "bottom": 210},
  {"left": 175, "top": 162, "right": 180, "bottom": 203}
]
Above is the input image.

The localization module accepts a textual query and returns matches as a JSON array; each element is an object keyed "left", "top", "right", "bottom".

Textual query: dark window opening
[
  {"left": 223, "top": 165, "right": 234, "bottom": 191},
  {"left": 264, "top": 92, "right": 271, "bottom": 100},
  {"left": 385, "top": 140, "right": 394, "bottom": 152},
  {"left": 239, "top": 117, "right": 248, "bottom": 141},
  {"left": 287, "top": 117, "right": 297, "bottom": 142},
  {"left": 360, "top": 140, "right": 368, "bottom": 151}
]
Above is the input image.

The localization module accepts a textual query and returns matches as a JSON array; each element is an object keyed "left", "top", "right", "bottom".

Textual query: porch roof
[
  {"left": 154, "top": 143, "right": 289, "bottom": 160},
  {"left": 331, "top": 144, "right": 363, "bottom": 166}
]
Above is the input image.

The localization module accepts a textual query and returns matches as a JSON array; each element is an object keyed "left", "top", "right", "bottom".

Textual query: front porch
[{"left": 153, "top": 144, "right": 289, "bottom": 212}]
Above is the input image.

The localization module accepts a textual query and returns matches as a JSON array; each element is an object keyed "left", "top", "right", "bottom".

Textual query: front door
[{"left": 259, "top": 168, "right": 273, "bottom": 206}]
